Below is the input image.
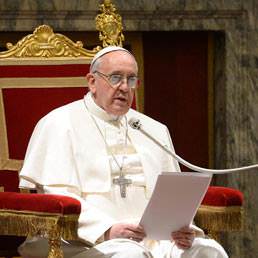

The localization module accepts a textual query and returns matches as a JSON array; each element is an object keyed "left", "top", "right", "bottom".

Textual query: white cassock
[{"left": 19, "top": 92, "right": 228, "bottom": 258}]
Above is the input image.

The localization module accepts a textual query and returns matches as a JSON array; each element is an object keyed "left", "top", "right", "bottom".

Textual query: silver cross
[{"left": 113, "top": 175, "right": 132, "bottom": 198}]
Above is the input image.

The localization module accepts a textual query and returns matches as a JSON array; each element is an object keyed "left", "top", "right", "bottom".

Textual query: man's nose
[{"left": 118, "top": 78, "right": 130, "bottom": 91}]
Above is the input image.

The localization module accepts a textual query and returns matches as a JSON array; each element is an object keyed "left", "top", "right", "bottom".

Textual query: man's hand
[
  {"left": 171, "top": 226, "right": 195, "bottom": 250},
  {"left": 104, "top": 223, "right": 146, "bottom": 242}
]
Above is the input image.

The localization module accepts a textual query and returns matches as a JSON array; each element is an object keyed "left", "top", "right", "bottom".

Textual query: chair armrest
[
  {"left": 0, "top": 192, "right": 81, "bottom": 240},
  {"left": 201, "top": 186, "right": 243, "bottom": 206},
  {"left": 195, "top": 186, "right": 244, "bottom": 234}
]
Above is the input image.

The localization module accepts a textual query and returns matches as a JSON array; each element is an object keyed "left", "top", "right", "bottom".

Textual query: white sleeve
[
  {"left": 41, "top": 185, "right": 116, "bottom": 245},
  {"left": 19, "top": 113, "right": 81, "bottom": 190}
]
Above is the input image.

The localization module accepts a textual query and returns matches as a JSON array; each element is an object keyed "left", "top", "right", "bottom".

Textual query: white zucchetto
[{"left": 90, "top": 46, "right": 134, "bottom": 70}]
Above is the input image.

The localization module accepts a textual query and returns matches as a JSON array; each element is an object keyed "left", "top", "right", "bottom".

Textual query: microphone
[{"left": 128, "top": 117, "right": 258, "bottom": 174}]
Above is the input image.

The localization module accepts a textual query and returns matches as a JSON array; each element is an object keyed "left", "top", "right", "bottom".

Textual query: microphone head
[{"left": 128, "top": 118, "right": 142, "bottom": 130}]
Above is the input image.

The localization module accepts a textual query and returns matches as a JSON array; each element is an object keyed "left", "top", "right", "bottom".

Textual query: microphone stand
[{"left": 129, "top": 118, "right": 258, "bottom": 174}]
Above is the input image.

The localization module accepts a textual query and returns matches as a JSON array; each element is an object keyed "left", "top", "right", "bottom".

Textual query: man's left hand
[{"left": 171, "top": 226, "right": 195, "bottom": 250}]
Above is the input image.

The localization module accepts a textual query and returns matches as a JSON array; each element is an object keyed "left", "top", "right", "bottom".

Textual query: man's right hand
[{"left": 104, "top": 223, "right": 146, "bottom": 242}]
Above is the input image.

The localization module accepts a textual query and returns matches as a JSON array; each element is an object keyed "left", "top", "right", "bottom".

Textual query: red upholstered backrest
[
  {"left": 0, "top": 171, "right": 20, "bottom": 192},
  {"left": 0, "top": 59, "right": 90, "bottom": 192}
]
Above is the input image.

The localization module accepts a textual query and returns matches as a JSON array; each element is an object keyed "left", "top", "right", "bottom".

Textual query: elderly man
[{"left": 19, "top": 46, "right": 228, "bottom": 258}]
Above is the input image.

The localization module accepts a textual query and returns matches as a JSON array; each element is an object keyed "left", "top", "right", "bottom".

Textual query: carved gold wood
[
  {"left": 0, "top": 25, "right": 100, "bottom": 58},
  {"left": 96, "top": 0, "right": 124, "bottom": 47},
  {"left": 0, "top": 210, "right": 80, "bottom": 258},
  {"left": 48, "top": 238, "right": 63, "bottom": 258}
]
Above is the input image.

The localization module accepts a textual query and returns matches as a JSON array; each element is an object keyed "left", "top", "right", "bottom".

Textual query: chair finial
[{"left": 96, "top": 0, "right": 125, "bottom": 47}]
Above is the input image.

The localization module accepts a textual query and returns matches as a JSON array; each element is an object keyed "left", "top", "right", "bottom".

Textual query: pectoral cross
[{"left": 113, "top": 174, "right": 132, "bottom": 198}]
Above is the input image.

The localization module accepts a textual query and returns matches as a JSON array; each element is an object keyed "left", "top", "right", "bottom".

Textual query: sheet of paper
[{"left": 140, "top": 172, "right": 212, "bottom": 240}]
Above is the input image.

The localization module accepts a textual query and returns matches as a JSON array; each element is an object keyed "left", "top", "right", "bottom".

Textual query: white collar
[{"left": 84, "top": 92, "right": 124, "bottom": 122}]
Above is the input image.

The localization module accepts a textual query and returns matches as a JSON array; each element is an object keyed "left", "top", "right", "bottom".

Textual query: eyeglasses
[{"left": 94, "top": 71, "right": 138, "bottom": 89}]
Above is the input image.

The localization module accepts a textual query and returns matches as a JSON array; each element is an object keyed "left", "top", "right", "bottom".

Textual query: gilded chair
[{"left": 0, "top": 23, "right": 94, "bottom": 257}]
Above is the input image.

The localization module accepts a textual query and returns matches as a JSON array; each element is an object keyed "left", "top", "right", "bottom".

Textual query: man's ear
[{"left": 86, "top": 73, "right": 96, "bottom": 94}]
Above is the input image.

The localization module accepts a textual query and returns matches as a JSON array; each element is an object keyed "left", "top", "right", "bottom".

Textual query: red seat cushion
[
  {"left": 202, "top": 186, "right": 243, "bottom": 207},
  {"left": 0, "top": 192, "right": 81, "bottom": 214}
]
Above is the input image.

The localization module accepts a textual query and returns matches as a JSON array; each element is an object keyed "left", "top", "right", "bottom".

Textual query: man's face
[{"left": 87, "top": 51, "right": 138, "bottom": 116}]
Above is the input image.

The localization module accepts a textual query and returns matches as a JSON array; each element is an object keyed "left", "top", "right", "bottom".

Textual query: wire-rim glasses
[{"left": 94, "top": 71, "right": 138, "bottom": 89}]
